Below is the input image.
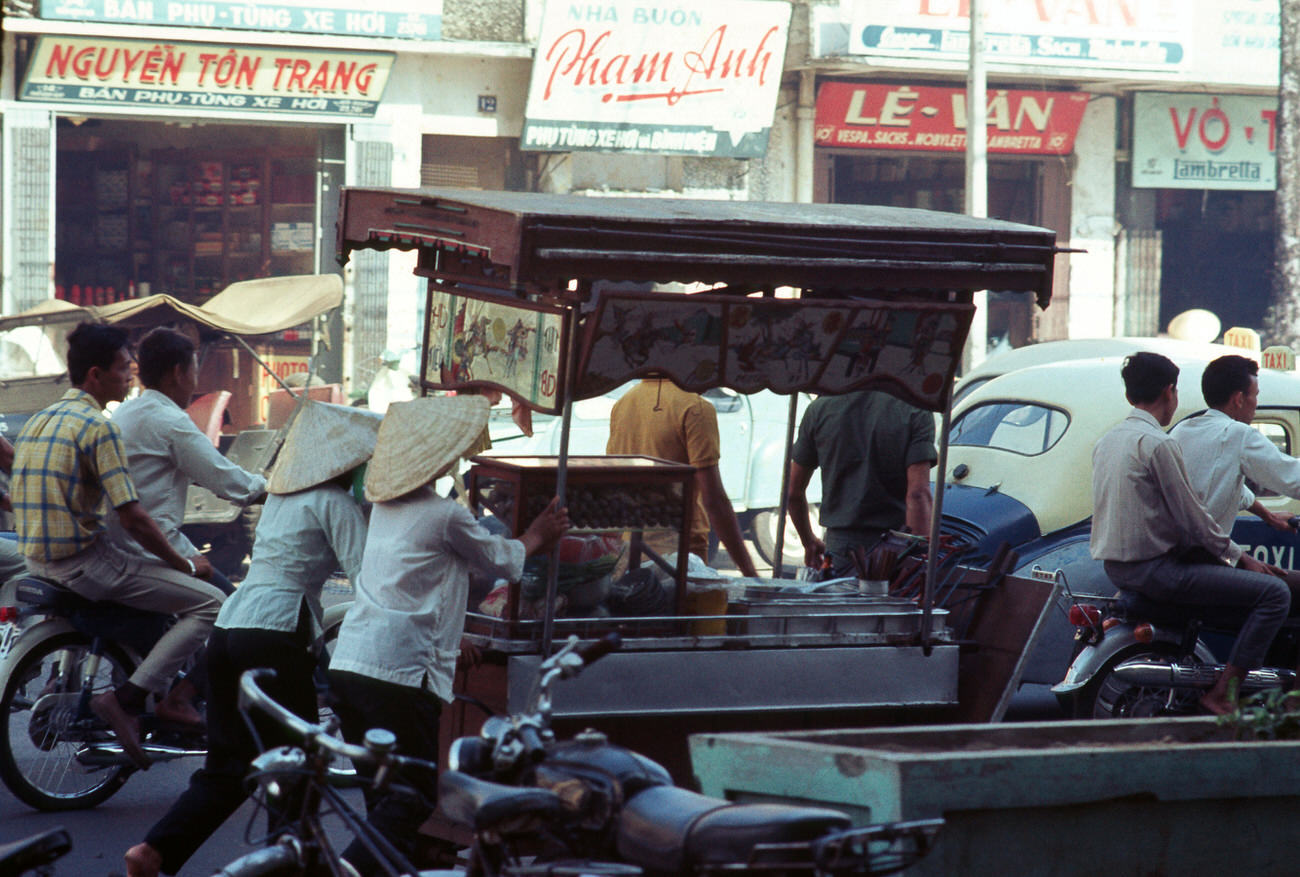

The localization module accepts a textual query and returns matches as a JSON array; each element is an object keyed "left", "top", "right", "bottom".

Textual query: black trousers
[
  {"left": 144, "top": 623, "right": 318, "bottom": 875},
  {"left": 328, "top": 669, "right": 443, "bottom": 876}
]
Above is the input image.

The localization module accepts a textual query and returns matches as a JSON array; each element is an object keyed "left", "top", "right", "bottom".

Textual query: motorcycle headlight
[{"left": 447, "top": 736, "right": 492, "bottom": 775}]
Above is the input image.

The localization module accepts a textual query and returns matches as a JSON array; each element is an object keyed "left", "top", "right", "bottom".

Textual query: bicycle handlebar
[{"left": 237, "top": 669, "right": 437, "bottom": 774}]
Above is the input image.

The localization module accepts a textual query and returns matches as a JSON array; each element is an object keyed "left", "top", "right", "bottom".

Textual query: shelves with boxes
[
  {"left": 151, "top": 149, "right": 317, "bottom": 302},
  {"left": 54, "top": 147, "right": 142, "bottom": 305}
]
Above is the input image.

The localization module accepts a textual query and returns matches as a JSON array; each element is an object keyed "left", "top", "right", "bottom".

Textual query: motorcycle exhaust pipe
[
  {"left": 76, "top": 742, "right": 206, "bottom": 767},
  {"left": 1112, "top": 659, "right": 1296, "bottom": 693}
]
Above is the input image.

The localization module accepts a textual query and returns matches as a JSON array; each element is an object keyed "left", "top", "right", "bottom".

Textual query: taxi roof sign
[
  {"left": 1263, "top": 345, "right": 1296, "bottom": 371},
  {"left": 1224, "top": 326, "right": 1262, "bottom": 352}
]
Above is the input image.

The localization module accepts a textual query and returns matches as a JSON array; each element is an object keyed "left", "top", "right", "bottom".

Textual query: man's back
[
  {"left": 12, "top": 389, "right": 138, "bottom": 563},
  {"left": 792, "top": 390, "right": 935, "bottom": 533}
]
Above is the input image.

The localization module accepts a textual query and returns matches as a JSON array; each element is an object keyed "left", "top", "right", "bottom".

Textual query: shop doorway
[{"left": 1153, "top": 189, "right": 1274, "bottom": 333}]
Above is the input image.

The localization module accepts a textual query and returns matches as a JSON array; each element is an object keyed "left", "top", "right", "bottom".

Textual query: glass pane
[{"left": 950, "top": 401, "right": 1069, "bottom": 456}]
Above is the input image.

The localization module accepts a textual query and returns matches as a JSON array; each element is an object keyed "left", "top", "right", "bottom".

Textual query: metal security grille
[
  {"left": 420, "top": 163, "right": 479, "bottom": 189},
  {"left": 1115, "top": 228, "right": 1162, "bottom": 337},
  {"left": 8, "top": 122, "right": 53, "bottom": 312},
  {"left": 351, "top": 139, "right": 392, "bottom": 382}
]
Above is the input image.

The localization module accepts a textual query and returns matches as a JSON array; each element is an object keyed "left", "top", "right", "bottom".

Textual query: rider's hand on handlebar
[
  {"left": 190, "top": 554, "right": 214, "bottom": 580},
  {"left": 1261, "top": 509, "right": 1297, "bottom": 533}
]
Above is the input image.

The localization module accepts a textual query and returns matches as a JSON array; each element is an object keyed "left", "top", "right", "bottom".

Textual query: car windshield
[{"left": 950, "top": 401, "right": 1069, "bottom": 456}]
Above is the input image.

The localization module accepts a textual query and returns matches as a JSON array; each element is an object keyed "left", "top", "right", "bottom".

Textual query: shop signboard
[
  {"left": 19, "top": 35, "right": 393, "bottom": 118},
  {"left": 845, "top": 0, "right": 1188, "bottom": 73},
  {"left": 814, "top": 82, "right": 1089, "bottom": 154},
  {"left": 38, "top": 0, "right": 441, "bottom": 40},
  {"left": 1131, "top": 92, "right": 1276, "bottom": 191},
  {"left": 521, "top": 0, "right": 791, "bottom": 158},
  {"left": 423, "top": 290, "right": 569, "bottom": 414},
  {"left": 838, "top": 0, "right": 1277, "bottom": 87}
]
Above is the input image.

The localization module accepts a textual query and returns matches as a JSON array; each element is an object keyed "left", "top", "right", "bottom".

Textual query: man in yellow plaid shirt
[{"left": 11, "top": 323, "right": 224, "bottom": 769}]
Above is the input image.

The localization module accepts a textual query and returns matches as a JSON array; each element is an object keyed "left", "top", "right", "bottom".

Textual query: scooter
[
  {"left": 0, "top": 574, "right": 207, "bottom": 810},
  {"left": 1053, "top": 574, "right": 1300, "bottom": 719}
]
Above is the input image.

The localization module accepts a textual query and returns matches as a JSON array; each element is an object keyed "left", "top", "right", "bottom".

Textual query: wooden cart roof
[{"left": 337, "top": 188, "right": 1058, "bottom": 308}]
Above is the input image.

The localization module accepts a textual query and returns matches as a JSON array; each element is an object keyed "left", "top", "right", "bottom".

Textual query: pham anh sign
[
  {"left": 20, "top": 35, "right": 393, "bottom": 118},
  {"left": 521, "top": 0, "right": 791, "bottom": 158}
]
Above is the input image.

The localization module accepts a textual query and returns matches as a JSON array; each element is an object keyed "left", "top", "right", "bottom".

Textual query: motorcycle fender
[
  {"left": 321, "top": 600, "right": 352, "bottom": 635},
  {"left": 1051, "top": 624, "right": 1215, "bottom": 694},
  {"left": 0, "top": 616, "right": 134, "bottom": 680}
]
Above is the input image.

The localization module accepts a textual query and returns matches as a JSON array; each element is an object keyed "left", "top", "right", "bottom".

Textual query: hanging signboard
[
  {"left": 422, "top": 289, "right": 570, "bottom": 414},
  {"left": 845, "top": 0, "right": 1188, "bottom": 73},
  {"left": 19, "top": 36, "right": 393, "bottom": 118},
  {"left": 521, "top": 0, "right": 791, "bottom": 158},
  {"left": 574, "top": 292, "right": 974, "bottom": 410},
  {"left": 1131, "top": 92, "right": 1276, "bottom": 191},
  {"left": 38, "top": 0, "right": 440, "bottom": 40},
  {"left": 815, "top": 82, "right": 1089, "bottom": 154}
]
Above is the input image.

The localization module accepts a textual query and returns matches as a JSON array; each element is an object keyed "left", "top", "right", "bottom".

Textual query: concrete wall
[{"left": 1067, "top": 96, "right": 1118, "bottom": 338}]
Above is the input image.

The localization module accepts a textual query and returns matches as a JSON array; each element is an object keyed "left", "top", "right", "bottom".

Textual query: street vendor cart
[{"left": 335, "top": 189, "right": 1061, "bottom": 783}]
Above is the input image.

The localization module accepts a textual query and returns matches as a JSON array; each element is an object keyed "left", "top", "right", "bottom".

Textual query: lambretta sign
[
  {"left": 20, "top": 35, "right": 392, "bottom": 117},
  {"left": 815, "top": 83, "right": 1089, "bottom": 155},
  {"left": 521, "top": 0, "right": 791, "bottom": 157},
  {"left": 1132, "top": 92, "right": 1276, "bottom": 190}
]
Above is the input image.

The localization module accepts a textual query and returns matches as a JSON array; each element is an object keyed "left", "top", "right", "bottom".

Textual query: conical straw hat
[
  {"left": 365, "top": 395, "right": 491, "bottom": 502},
  {"left": 267, "top": 401, "right": 383, "bottom": 495}
]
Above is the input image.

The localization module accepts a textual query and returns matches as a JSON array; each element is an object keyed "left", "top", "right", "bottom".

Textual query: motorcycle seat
[
  {"left": 16, "top": 575, "right": 102, "bottom": 615},
  {"left": 438, "top": 770, "right": 566, "bottom": 835},
  {"left": 1115, "top": 590, "right": 1206, "bottom": 628},
  {"left": 615, "top": 784, "right": 852, "bottom": 872}
]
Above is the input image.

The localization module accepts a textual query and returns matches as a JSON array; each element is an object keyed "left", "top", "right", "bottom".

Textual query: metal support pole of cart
[
  {"left": 923, "top": 405, "right": 953, "bottom": 656},
  {"left": 772, "top": 393, "right": 800, "bottom": 579}
]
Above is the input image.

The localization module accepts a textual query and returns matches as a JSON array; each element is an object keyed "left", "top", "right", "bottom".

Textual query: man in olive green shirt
[{"left": 787, "top": 390, "right": 937, "bottom": 577}]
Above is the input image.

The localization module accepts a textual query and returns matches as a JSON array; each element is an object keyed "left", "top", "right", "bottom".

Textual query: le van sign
[
  {"left": 39, "top": 0, "right": 441, "bottom": 40},
  {"left": 815, "top": 83, "right": 1090, "bottom": 155},
  {"left": 521, "top": 0, "right": 791, "bottom": 158},
  {"left": 1132, "top": 92, "right": 1276, "bottom": 190},
  {"left": 20, "top": 35, "right": 393, "bottom": 117}
]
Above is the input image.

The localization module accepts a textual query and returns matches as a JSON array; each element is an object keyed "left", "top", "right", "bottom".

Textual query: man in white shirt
[
  {"left": 1172, "top": 354, "right": 1300, "bottom": 554},
  {"left": 108, "top": 328, "right": 266, "bottom": 595},
  {"left": 1091, "top": 352, "right": 1289, "bottom": 715}
]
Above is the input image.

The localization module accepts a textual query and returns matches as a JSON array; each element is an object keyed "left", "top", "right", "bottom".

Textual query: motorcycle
[
  {"left": 0, "top": 573, "right": 207, "bottom": 809},
  {"left": 1052, "top": 570, "right": 1300, "bottom": 719},
  {"left": 226, "top": 636, "right": 943, "bottom": 877}
]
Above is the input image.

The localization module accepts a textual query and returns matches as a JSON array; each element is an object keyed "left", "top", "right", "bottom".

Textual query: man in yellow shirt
[{"left": 608, "top": 378, "right": 757, "bottom": 575}]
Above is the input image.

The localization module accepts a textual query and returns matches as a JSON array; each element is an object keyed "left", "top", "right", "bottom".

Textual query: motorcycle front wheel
[
  {"left": 0, "top": 632, "right": 137, "bottom": 810},
  {"left": 1088, "top": 645, "right": 1203, "bottom": 719}
]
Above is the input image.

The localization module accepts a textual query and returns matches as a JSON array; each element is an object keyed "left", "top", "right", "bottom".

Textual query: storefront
[{"left": 812, "top": 82, "right": 1087, "bottom": 347}]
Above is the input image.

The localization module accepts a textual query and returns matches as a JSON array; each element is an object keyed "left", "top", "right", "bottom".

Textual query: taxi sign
[
  {"left": 1224, "top": 326, "right": 1262, "bottom": 352},
  {"left": 1262, "top": 345, "right": 1296, "bottom": 371}
]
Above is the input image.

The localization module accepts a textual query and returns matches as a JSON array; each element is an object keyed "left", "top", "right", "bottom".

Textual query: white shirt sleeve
[
  {"left": 1240, "top": 426, "right": 1300, "bottom": 502},
  {"left": 317, "top": 490, "right": 368, "bottom": 584},
  {"left": 445, "top": 504, "right": 527, "bottom": 582},
  {"left": 169, "top": 416, "right": 266, "bottom": 504}
]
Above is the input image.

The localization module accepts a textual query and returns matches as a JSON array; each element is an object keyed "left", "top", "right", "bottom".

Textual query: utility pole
[
  {"left": 965, "top": 0, "right": 988, "bottom": 369},
  {"left": 1265, "top": 0, "right": 1300, "bottom": 348}
]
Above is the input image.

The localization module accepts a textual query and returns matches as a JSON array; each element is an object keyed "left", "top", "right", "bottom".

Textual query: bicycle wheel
[{"left": 0, "top": 632, "right": 137, "bottom": 810}]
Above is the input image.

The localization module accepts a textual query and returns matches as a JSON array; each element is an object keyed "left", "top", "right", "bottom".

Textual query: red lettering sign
[{"left": 814, "top": 82, "right": 1090, "bottom": 155}]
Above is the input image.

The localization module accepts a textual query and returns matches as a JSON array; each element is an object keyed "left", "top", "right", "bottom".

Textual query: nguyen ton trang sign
[
  {"left": 522, "top": 0, "right": 791, "bottom": 157},
  {"left": 815, "top": 83, "right": 1089, "bottom": 154},
  {"left": 20, "top": 36, "right": 393, "bottom": 118}
]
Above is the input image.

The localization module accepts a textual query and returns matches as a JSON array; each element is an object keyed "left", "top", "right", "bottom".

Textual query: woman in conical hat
[
  {"left": 126, "top": 401, "right": 381, "bottom": 877},
  {"left": 328, "top": 395, "right": 570, "bottom": 874}
]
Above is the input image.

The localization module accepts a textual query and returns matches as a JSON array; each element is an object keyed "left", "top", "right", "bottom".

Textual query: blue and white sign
[{"left": 39, "top": 0, "right": 441, "bottom": 40}]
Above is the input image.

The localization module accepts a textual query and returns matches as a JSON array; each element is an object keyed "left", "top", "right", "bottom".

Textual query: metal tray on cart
[{"left": 728, "top": 596, "right": 948, "bottom": 637}]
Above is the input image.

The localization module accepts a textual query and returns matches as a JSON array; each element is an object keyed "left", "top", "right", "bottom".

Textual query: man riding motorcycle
[
  {"left": 9, "top": 322, "right": 221, "bottom": 768},
  {"left": 1090, "top": 352, "right": 1289, "bottom": 715}
]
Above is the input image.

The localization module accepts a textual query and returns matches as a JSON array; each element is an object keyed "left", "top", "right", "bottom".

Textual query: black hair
[
  {"left": 1121, "top": 352, "right": 1180, "bottom": 405},
  {"left": 1201, "top": 354, "right": 1258, "bottom": 408},
  {"left": 67, "top": 322, "right": 129, "bottom": 385},
  {"left": 137, "top": 328, "right": 196, "bottom": 389}
]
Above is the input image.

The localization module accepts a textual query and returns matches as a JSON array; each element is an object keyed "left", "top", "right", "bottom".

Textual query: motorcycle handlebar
[{"left": 517, "top": 723, "right": 547, "bottom": 764}]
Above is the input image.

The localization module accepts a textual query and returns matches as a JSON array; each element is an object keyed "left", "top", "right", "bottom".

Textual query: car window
[
  {"left": 703, "top": 387, "right": 744, "bottom": 414},
  {"left": 950, "top": 401, "right": 1069, "bottom": 456}
]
